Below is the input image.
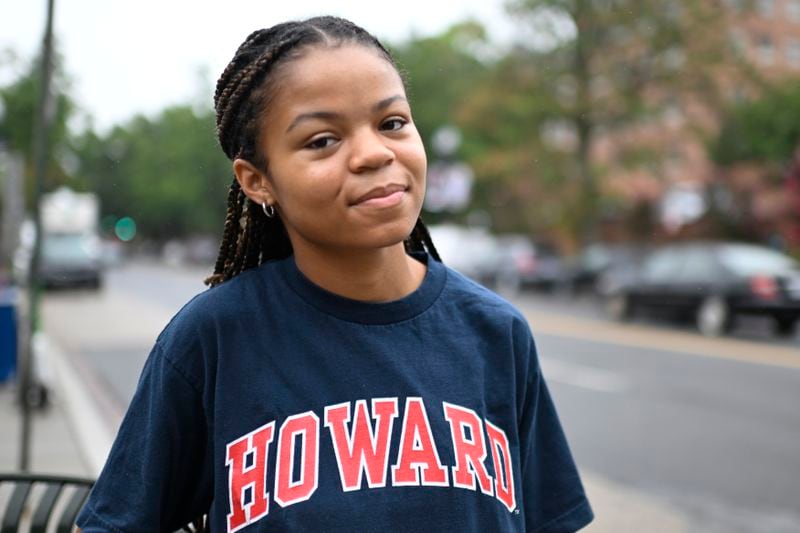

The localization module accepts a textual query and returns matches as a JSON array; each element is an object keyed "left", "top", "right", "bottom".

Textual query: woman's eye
[
  {"left": 381, "top": 118, "right": 407, "bottom": 132},
  {"left": 305, "top": 136, "right": 336, "bottom": 150}
]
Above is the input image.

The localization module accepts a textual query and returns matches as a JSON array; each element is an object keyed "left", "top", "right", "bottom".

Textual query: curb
[
  {"left": 45, "top": 334, "right": 115, "bottom": 477},
  {"left": 581, "top": 474, "right": 691, "bottom": 532}
]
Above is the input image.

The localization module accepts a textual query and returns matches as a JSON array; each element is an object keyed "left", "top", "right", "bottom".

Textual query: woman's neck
[{"left": 291, "top": 243, "right": 427, "bottom": 302}]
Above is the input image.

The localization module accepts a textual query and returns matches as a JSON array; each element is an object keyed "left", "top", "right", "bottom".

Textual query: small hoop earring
[{"left": 261, "top": 202, "right": 276, "bottom": 218}]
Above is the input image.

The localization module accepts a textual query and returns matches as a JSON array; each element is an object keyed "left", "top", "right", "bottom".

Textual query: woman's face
[{"left": 250, "top": 44, "right": 427, "bottom": 259}]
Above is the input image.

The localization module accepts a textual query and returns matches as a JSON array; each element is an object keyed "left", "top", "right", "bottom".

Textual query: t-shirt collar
[{"left": 275, "top": 252, "right": 446, "bottom": 325}]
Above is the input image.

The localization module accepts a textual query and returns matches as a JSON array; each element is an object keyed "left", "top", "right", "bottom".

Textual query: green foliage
[
  {"left": 0, "top": 49, "right": 75, "bottom": 200},
  {"left": 1, "top": 10, "right": 746, "bottom": 245},
  {"left": 390, "top": 21, "right": 491, "bottom": 156},
  {"left": 388, "top": 22, "right": 500, "bottom": 226},
  {"left": 506, "top": 0, "right": 723, "bottom": 122},
  {"left": 392, "top": 22, "right": 489, "bottom": 145},
  {"left": 385, "top": 5, "right": 734, "bottom": 242},
  {"left": 456, "top": 48, "right": 571, "bottom": 233},
  {"left": 504, "top": 0, "right": 736, "bottom": 243},
  {"left": 73, "top": 106, "right": 230, "bottom": 240},
  {"left": 712, "top": 81, "right": 800, "bottom": 166}
]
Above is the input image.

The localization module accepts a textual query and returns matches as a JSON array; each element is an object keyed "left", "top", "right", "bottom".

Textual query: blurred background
[{"left": 1, "top": 1, "right": 799, "bottom": 532}]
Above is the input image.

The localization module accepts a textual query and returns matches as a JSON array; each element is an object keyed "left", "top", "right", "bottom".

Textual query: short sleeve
[
  {"left": 518, "top": 342, "right": 593, "bottom": 533},
  {"left": 76, "top": 343, "right": 212, "bottom": 532}
]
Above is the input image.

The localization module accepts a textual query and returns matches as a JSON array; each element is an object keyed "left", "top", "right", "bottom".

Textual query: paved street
[
  {"left": 40, "top": 259, "right": 800, "bottom": 532},
  {"left": 516, "top": 296, "right": 800, "bottom": 532},
  {"left": 532, "top": 326, "right": 800, "bottom": 532}
]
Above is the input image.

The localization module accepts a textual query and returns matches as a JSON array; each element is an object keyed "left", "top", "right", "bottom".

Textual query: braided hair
[{"left": 205, "top": 16, "right": 440, "bottom": 287}]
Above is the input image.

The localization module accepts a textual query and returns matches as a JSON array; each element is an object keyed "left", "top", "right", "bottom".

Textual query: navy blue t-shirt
[{"left": 77, "top": 254, "right": 592, "bottom": 532}]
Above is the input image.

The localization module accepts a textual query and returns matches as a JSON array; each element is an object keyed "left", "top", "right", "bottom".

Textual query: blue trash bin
[{"left": 0, "top": 286, "right": 17, "bottom": 383}]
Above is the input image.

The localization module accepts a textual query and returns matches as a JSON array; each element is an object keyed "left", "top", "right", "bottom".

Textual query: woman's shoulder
[
  {"left": 438, "top": 263, "right": 530, "bottom": 330},
  {"left": 156, "top": 262, "right": 276, "bottom": 347},
  {"left": 435, "top": 263, "right": 538, "bottom": 374}
]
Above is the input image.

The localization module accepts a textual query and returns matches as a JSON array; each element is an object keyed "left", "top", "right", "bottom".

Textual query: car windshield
[
  {"left": 42, "top": 234, "right": 96, "bottom": 263},
  {"left": 718, "top": 245, "right": 798, "bottom": 276},
  {"left": 583, "top": 245, "right": 613, "bottom": 269}
]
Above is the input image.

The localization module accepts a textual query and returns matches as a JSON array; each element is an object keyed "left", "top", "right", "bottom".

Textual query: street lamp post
[
  {"left": 19, "top": 0, "right": 56, "bottom": 471},
  {"left": 425, "top": 125, "right": 474, "bottom": 216}
]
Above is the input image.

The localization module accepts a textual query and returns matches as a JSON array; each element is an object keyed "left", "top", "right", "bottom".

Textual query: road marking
[
  {"left": 541, "top": 356, "right": 630, "bottom": 393},
  {"left": 522, "top": 307, "right": 800, "bottom": 370}
]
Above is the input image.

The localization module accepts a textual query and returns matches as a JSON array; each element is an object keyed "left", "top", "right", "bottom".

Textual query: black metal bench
[
  {"left": 0, "top": 473, "right": 208, "bottom": 532},
  {"left": 0, "top": 473, "right": 93, "bottom": 533}
]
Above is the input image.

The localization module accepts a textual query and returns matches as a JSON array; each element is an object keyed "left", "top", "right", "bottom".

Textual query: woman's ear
[{"left": 233, "top": 158, "right": 276, "bottom": 206}]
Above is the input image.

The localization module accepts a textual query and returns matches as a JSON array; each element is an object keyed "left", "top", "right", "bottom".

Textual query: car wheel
[
  {"left": 774, "top": 316, "right": 798, "bottom": 337},
  {"left": 25, "top": 382, "right": 50, "bottom": 410},
  {"left": 696, "top": 296, "right": 732, "bottom": 337},
  {"left": 606, "top": 292, "right": 633, "bottom": 321}
]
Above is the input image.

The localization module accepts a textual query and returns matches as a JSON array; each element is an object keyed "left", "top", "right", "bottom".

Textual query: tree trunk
[{"left": 574, "top": 0, "right": 597, "bottom": 244}]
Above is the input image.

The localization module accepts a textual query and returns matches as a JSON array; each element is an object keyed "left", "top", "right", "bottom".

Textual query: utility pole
[{"left": 19, "top": 0, "right": 56, "bottom": 471}]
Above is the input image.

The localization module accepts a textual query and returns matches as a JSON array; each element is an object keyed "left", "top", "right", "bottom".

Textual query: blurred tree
[
  {"left": 389, "top": 21, "right": 494, "bottom": 224},
  {"left": 0, "top": 48, "right": 75, "bottom": 204},
  {"left": 710, "top": 80, "right": 800, "bottom": 250},
  {"left": 390, "top": 21, "right": 491, "bottom": 154},
  {"left": 73, "top": 106, "right": 230, "bottom": 241},
  {"left": 457, "top": 47, "right": 576, "bottom": 238},
  {"left": 713, "top": 81, "right": 800, "bottom": 169},
  {"left": 504, "top": 0, "right": 743, "bottom": 243}
]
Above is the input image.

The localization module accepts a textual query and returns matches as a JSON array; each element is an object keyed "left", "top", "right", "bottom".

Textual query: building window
[
  {"left": 723, "top": 0, "right": 746, "bottom": 11},
  {"left": 757, "top": 34, "right": 775, "bottom": 65},
  {"left": 664, "top": 0, "right": 682, "bottom": 20},
  {"left": 787, "top": 0, "right": 800, "bottom": 22},
  {"left": 662, "top": 101, "right": 684, "bottom": 127},
  {"left": 756, "top": 0, "right": 775, "bottom": 16},
  {"left": 787, "top": 39, "right": 800, "bottom": 67},
  {"left": 728, "top": 29, "right": 748, "bottom": 55},
  {"left": 728, "top": 86, "right": 748, "bottom": 103}
]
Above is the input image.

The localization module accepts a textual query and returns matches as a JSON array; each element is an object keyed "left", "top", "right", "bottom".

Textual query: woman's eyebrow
[
  {"left": 373, "top": 95, "right": 406, "bottom": 112},
  {"left": 285, "top": 95, "right": 407, "bottom": 133},
  {"left": 286, "top": 111, "right": 340, "bottom": 133}
]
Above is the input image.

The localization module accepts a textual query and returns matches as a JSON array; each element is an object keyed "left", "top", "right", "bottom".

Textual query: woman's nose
[{"left": 348, "top": 129, "right": 395, "bottom": 173}]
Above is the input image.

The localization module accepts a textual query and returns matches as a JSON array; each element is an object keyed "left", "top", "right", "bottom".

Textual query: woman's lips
[
  {"left": 352, "top": 184, "right": 407, "bottom": 208},
  {"left": 356, "top": 190, "right": 406, "bottom": 208}
]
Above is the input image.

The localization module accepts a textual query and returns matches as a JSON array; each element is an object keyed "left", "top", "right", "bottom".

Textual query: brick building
[{"left": 590, "top": 0, "right": 800, "bottom": 245}]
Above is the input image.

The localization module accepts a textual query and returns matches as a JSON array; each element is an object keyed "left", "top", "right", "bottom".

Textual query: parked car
[
  {"left": 560, "top": 243, "right": 647, "bottom": 297},
  {"left": 427, "top": 224, "right": 499, "bottom": 287},
  {"left": 492, "top": 235, "right": 564, "bottom": 294},
  {"left": 13, "top": 221, "right": 103, "bottom": 290},
  {"left": 162, "top": 235, "right": 218, "bottom": 267},
  {"left": 604, "top": 241, "right": 800, "bottom": 336},
  {"left": 39, "top": 233, "right": 103, "bottom": 289}
]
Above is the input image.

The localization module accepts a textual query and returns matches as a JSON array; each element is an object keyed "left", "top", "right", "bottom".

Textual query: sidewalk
[
  {"left": 0, "top": 329, "right": 112, "bottom": 479},
  {"left": 0, "top": 380, "right": 93, "bottom": 478}
]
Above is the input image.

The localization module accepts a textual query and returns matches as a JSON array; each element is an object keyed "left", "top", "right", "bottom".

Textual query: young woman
[{"left": 76, "top": 16, "right": 593, "bottom": 533}]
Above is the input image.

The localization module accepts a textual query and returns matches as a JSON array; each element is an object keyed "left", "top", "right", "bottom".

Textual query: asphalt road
[
  {"left": 512, "top": 295, "right": 800, "bottom": 532},
  {"left": 41, "top": 259, "right": 800, "bottom": 532},
  {"left": 533, "top": 329, "right": 800, "bottom": 532}
]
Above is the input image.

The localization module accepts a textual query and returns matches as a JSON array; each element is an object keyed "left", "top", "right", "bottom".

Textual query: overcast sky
[{"left": 1, "top": 0, "right": 522, "bottom": 132}]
